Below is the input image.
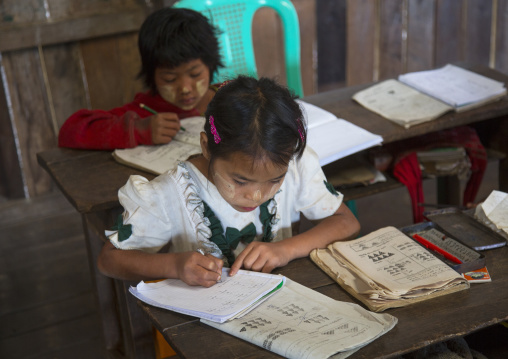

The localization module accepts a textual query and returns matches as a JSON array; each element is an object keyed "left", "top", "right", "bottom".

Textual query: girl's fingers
[{"left": 230, "top": 247, "right": 252, "bottom": 276}]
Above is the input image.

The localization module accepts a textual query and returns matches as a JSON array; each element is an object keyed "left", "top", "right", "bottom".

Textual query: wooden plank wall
[
  {"left": 0, "top": 0, "right": 316, "bottom": 201},
  {"left": 347, "top": 0, "right": 508, "bottom": 86},
  {"left": 0, "top": 0, "right": 150, "bottom": 200},
  {"left": 3, "top": 0, "right": 506, "bottom": 201}
]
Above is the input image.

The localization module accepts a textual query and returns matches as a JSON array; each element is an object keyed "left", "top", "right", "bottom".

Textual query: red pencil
[{"left": 412, "top": 234, "right": 462, "bottom": 264}]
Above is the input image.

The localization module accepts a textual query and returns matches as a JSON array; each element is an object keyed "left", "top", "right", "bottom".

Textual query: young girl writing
[
  {"left": 58, "top": 7, "right": 224, "bottom": 150},
  {"left": 98, "top": 76, "right": 360, "bottom": 286}
]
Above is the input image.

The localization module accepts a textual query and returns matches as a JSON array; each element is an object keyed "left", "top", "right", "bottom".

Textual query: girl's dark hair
[
  {"left": 204, "top": 76, "right": 306, "bottom": 168},
  {"left": 138, "top": 8, "right": 223, "bottom": 92}
]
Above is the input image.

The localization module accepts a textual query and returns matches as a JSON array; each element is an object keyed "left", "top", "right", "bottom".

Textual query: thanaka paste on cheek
[
  {"left": 213, "top": 172, "right": 236, "bottom": 200},
  {"left": 196, "top": 79, "right": 207, "bottom": 98},
  {"left": 256, "top": 183, "right": 279, "bottom": 204},
  {"left": 159, "top": 84, "right": 177, "bottom": 104},
  {"left": 249, "top": 183, "right": 280, "bottom": 204}
]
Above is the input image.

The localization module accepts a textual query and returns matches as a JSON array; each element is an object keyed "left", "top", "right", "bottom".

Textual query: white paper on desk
[
  {"left": 297, "top": 100, "right": 383, "bottom": 166},
  {"left": 202, "top": 278, "right": 397, "bottom": 359},
  {"left": 352, "top": 79, "right": 453, "bottom": 128},
  {"left": 398, "top": 64, "right": 507, "bottom": 109},
  {"left": 113, "top": 116, "right": 205, "bottom": 174},
  {"left": 477, "top": 190, "right": 508, "bottom": 234},
  {"left": 129, "top": 268, "right": 285, "bottom": 323}
]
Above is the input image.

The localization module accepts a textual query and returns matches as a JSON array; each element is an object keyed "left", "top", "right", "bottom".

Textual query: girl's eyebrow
[
  {"left": 185, "top": 64, "right": 203, "bottom": 73},
  {"left": 234, "top": 172, "right": 287, "bottom": 182}
]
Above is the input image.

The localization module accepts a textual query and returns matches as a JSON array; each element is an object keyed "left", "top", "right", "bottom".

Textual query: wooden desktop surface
[
  {"left": 37, "top": 64, "right": 508, "bottom": 215},
  {"left": 141, "top": 245, "right": 508, "bottom": 358}
]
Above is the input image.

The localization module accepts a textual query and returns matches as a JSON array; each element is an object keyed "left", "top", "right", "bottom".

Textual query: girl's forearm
[
  {"left": 281, "top": 204, "right": 360, "bottom": 261},
  {"left": 98, "top": 242, "right": 179, "bottom": 281}
]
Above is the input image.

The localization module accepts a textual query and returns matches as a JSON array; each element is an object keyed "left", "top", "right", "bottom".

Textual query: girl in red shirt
[{"left": 58, "top": 7, "right": 224, "bottom": 150}]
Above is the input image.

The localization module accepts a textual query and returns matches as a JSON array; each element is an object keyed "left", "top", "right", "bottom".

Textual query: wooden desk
[
  {"left": 305, "top": 65, "right": 508, "bottom": 145},
  {"left": 37, "top": 65, "right": 508, "bottom": 358},
  {"left": 140, "top": 246, "right": 508, "bottom": 358},
  {"left": 38, "top": 65, "right": 508, "bottom": 213}
]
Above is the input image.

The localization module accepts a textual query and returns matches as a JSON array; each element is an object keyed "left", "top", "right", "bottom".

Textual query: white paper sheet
[
  {"left": 129, "top": 268, "right": 285, "bottom": 323},
  {"left": 398, "top": 64, "right": 507, "bottom": 109},
  {"left": 298, "top": 100, "right": 383, "bottom": 165}
]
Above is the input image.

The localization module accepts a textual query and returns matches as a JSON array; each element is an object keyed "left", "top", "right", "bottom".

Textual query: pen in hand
[
  {"left": 139, "top": 103, "right": 186, "bottom": 132},
  {"left": 196, "top": 249, "right": 222, "bottom": 282}
]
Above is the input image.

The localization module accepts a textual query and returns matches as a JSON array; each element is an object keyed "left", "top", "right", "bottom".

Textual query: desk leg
[
  {"left": 83, "top": 210, "right": 155, "bottom": 359},
  {"left": 115, "top": 279, "right": 156, "bottom": 359},
  {"left": 82, "top": 212, "right": 122, "bottom": 352}
]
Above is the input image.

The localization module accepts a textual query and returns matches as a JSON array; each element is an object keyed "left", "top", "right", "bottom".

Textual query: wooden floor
[
  {"left": 0, "top": 192, "right": 107, "bottom": 359},
  {"left": 1, "top": 160, "right": 507, "bottom": 359}
]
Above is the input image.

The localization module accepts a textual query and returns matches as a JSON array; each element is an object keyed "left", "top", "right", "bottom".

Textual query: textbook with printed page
[
  {"left": 310, "top": 226, "right": 470, "bottom": 312},
  {"left": 129, "top": 268, "right": 285, "bottom": 323},
  {"left": 112, "top": 101, "right": 383, "bottom": 173},
  {"left": 353, "top": 64, "right": 507, "bottom": 128},
  {"left": 202, "top": 278, "right": 397, "bottom": 359}
]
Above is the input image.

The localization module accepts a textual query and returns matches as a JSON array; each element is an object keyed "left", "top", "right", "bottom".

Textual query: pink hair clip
[
  {"left": 209, "top": 115, "right": 221, "bottom": 144},
  {"left": 297, "top": 118, "right": 305, "bottom": 142},
  {"left": 298, "top": 128, "right": 305, "bottom": 142}
]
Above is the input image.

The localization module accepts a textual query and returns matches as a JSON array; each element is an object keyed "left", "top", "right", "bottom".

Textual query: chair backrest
[{"left": 173, "top": 0, "right": 303, "bottom": 97}]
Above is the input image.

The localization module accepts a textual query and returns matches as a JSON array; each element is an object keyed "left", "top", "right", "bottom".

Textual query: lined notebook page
[{"left": 129, "top": 268, "right": 285, "bottom": 323}]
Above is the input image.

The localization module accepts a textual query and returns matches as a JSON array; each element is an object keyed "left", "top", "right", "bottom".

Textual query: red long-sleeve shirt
[{"left": 58, "top": 91, "right": 207, "bottom": 150}]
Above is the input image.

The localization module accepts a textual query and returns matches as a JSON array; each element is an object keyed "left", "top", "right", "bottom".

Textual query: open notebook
[
  {"left": 353, "top": 64, "right": 507, "bottom": 128},
  {"left": 113, "top": 101, "right": 383, "bottom": 174},
  {"left": 133, "top": 270, "right": 397, "bottom": 359},
  {"left": 297, "top": 100, "right": 383, "bottom": 166},
  {"left": 129, "top": 268, "right": 285, "bottom": 323}
]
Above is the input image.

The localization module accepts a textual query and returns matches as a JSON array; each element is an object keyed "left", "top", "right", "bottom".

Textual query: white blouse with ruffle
[{"left": 107, "top": 147, "right": 343, "bottom": 264}]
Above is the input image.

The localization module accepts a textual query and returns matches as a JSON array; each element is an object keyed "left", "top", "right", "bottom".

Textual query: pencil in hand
[{"left": 139, "top": 103, "right": 186, "bottom": 132}]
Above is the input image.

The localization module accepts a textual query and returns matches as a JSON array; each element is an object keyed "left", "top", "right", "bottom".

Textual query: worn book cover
[{"left": 311, "top": 226, "right": 470, "bottom": 312}]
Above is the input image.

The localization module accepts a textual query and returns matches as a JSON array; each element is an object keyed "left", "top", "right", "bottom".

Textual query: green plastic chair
[{"left": 173, "top": 0, "right": 304, "bottom": 97}]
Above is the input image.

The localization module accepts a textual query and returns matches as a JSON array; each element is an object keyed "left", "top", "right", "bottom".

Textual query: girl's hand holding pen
[
  {"left": 175, "top": 250, "right": 223, "bottom": 287},
  {"left": 140, "top": 103, "right": 186, "bottom": 145},
  {"left": 149, "top": 112, "right": 182, "bottom": 144}
]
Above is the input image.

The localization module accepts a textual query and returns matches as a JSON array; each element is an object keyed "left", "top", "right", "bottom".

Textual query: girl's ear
[{"left": 200, "top": 132, "right": 211, "bottom": 160}]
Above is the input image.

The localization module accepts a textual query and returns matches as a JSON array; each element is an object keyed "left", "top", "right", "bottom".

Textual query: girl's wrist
[{"left": 278, "top": 237, "right": 303, "bottom": 262}]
